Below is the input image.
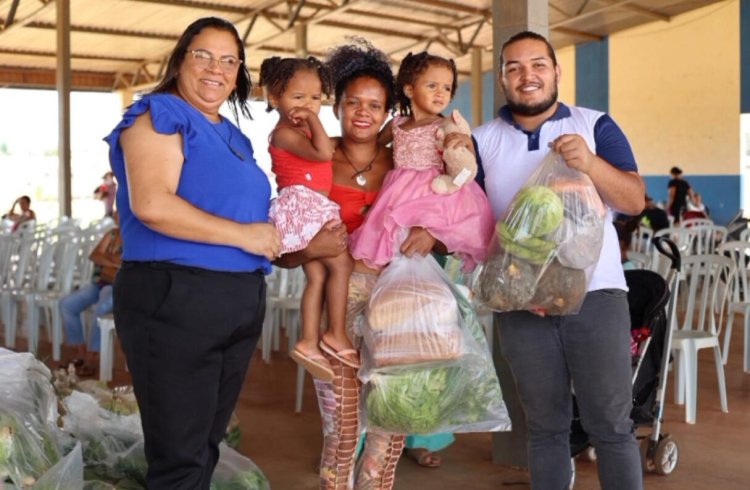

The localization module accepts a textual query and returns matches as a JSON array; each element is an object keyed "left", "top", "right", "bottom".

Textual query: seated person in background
[
  {"left": 60, "top": 225, "right": 122, "bottom": 376},
  {"left": 4, "top": 195, "right": 36, "bottom": 231},
  {"left": 639, "top": 195, "right": 670, "bottom": 232},
  {"left": 614, "top": 220, "right": 638, "bottom": 271},
  {"left": 683, "top": 192, "right": 709, "bottom": 220}
]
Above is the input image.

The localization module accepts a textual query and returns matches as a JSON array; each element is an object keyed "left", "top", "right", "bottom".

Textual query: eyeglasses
[{"left": 187, "top": 49, "right": 242, "bottom": 73}]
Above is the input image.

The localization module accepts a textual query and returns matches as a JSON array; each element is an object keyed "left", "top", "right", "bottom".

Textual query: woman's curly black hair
[
  {"left": 325, "top": 37, "right": 396, "bottom": 112},
  {"left": 258, "top": 56, "right": 332, "bottom": 112},
  {"left": 395, "top": 51, "right": 457, "bottom": 116},
  {"left": 152, "top": 17, "right": 252, "bottom": 123}
]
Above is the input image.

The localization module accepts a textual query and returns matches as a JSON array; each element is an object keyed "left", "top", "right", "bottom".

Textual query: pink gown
[{"left": 349, "top": 115, "right": 494, "bottom": 270}]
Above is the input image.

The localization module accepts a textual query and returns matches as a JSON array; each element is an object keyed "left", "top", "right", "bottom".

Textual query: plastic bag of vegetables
[
  {"left": 32, "top": 442, "right": 84, "bottom": 490},
  {"left": 476, "top": 150, "right": 605, "bottom": 315},
  {"left": 360, "top": 256, "right": 510, "bottom": 435},
  {"left": 0, "top": 349, "right": 63, "bottom": 487},
  {"left": 361, "top": 253, "right": 474, "bottom": 369},
  {"left": 210, "top": 443, "right": 270, "bottom": 490}
]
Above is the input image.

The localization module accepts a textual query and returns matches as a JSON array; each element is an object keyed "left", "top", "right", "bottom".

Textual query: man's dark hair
[{"left": 499, "top": 30, "right": 557, "bottom": 69}]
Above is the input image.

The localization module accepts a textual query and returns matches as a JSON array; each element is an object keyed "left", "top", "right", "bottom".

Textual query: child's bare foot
[
  {"left": 291, "top": 340, "right": 334, "bottom": 381},
  {"left": 320, "top": 332, "right": 360, "bottom": 369}
]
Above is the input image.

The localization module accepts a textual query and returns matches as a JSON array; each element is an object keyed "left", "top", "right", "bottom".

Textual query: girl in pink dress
[
  {"left": 260, "top": 56, "right": 357, "bottom": 381},
  {"left": 349, "top": 52, "right": 494, "bottom": 270}
]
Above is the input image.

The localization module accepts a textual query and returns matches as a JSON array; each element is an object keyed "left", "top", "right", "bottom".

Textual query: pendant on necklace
[{"left": 355, "top": 174, "right": 367, "bottom": 187}]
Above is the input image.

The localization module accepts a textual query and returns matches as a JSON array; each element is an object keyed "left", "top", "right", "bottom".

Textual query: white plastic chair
[
  {"left": 627, "top": 250, "right": 651, "bottom": 270},
  {"left": 680, "top": 217, "right": 713, "bottom": 228},
  {"left": 26, "top": 233, "right": 81, "bottom": 360},
  {"left": 630, "top": 226, "right": 654, "bottom": 254},
  {"left": 685, "top": 225, "right": 727, "bottom": 255},
  {"left": 263, "top": 266, "right": 305, "bottom": 358},
  {"left": 671, "top": 254, "right": 733, "bottom": 424},
  {"left": 717, "top": 241, "right": 750, "bottom": 373},
  {"left": 98, "top": 314, "right": 117, "bottom": 383},
  {"left": 1, "top": 233, "right": 55, "bottom": 352}
]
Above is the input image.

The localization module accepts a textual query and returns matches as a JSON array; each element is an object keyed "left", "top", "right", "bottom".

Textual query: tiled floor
[{"left": 8, "top": 316, "right": 750, "bottom": 489}]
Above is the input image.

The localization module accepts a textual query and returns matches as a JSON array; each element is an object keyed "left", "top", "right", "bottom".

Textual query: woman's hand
[
  {"left": 305, "top": 220, "right": 348, "bottom": 259},
  {"left": 273, "top": 220, "right": 346, "bottom": 268},
  {"left": 241, "top": 223, "right": 282, "bottom": 260},
  {"left": 400, "top": 227, "right": 436, "bottom": 257}
]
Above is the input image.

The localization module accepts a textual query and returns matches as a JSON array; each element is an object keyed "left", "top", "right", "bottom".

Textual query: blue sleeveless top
[{"left": 104, "top": 93, "right": 272, "bottom": 273}]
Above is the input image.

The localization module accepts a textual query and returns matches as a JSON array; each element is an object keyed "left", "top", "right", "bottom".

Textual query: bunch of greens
[
  {"left": 0, "top": 409, "right": 60, "bottom": 488},
  {"left": 366, "top": 365, "right": 465, "bottom": 433},
  {"left": 499, "top": 185, "right": 564, "bottom": 265}
]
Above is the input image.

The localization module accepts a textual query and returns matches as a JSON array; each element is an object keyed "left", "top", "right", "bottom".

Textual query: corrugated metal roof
[{"left": 0, "top": 0, "right": 727, "bottom": 92}]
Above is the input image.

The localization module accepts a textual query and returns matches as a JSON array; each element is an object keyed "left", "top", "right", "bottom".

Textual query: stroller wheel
[{"left": 653, "top": 436, "right": 679, "bottom": 475}]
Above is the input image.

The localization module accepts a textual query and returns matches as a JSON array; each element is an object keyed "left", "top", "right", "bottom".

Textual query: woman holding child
[{"left": 278, "top": 38, "right": 484, "bottom": 489}]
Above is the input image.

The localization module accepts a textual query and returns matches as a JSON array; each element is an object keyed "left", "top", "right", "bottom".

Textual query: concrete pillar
[
  {"left": 490, "top": 0, "right": 548, "bottom": 469},
  {"left": 470, "top": 47, "right": 483, "bottom": 127},
  {"left": 492, "top": 0, "right": 549, "bottom": 110},
  {"left": 56, "top": 0, "right": 72, "bottom": 218}
]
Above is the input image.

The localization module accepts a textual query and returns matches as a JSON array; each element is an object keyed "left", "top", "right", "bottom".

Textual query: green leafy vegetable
[{"left": 366, "top": 366, "right": 467, "bottom": 433}]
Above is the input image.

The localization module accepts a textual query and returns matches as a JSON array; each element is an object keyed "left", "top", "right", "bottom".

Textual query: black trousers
[{"left": 113, "top": 261, "right": 266, "bottom": 489}]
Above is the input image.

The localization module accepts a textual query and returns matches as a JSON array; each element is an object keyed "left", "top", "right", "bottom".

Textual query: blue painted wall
[
  {"left": 575, "top": 38, "right": 609, "bottom": 112},
  {"left": 742, "top": 0, "right": 750, "bottom": 113},
  {"left": 642, "top": 175, "right": 740, "bottom": 225}
]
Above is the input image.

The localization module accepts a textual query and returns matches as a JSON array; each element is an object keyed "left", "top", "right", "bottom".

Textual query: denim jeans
[
  {"left": 497, "top": 289, "right": 642, "bottom": 490},
  {"left": 60, "top": 282, "right": 113, "bottom": 352}
]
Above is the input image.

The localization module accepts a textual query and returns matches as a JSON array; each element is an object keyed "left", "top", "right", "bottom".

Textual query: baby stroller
[{"left": 570, "top": 236, "right": 682, "bottom": 483}]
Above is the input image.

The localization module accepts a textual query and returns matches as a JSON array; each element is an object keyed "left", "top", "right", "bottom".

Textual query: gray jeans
[{"left": 498, "top": 289, "right": 643, "bottom": 490}]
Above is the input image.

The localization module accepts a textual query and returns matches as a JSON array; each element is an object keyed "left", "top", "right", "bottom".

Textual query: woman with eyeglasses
[{"left": 104, "top": 17, "right": 280, "bottom": 488}]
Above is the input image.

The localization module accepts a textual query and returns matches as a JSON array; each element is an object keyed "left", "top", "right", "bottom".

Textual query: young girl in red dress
[{"left": 260, "top": 56, "right": 358, "bottom": 381}]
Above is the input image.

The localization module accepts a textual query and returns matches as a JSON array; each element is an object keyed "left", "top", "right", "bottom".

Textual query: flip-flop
[
  {"left": 405, "top": 448, "right": 442, "bottom": 468},
  {"left": 290, "top": 348, "right": 334, "bottom": 382},
  {"left": 318, "top": 340, "right": 360, "bottom": 369}
]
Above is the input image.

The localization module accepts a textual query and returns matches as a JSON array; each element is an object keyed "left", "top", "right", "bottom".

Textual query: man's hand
[
  {"left": 441, "top": 132, "right": 474, "bottom": 154},
  {"left": 550, "top": 134, "right": 595, "bottom": 174},
  {"left": 400, "top": 227, "right": 436, "bottom": 257}
]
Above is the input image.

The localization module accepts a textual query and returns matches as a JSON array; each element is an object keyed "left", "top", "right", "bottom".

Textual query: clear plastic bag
[
  {"left": 0, "top": 349, "right": 62, "bottom": 487},
  {"left": 210, "top": 443, "right": 270, "bottom": 490},
  {"left": 361, "top": 254, "right": 465, "bottom": 369},
  {"left": 360, "top": 255, "right": 511, "bottom": 435},
  {"left": 62, "top": 391, "right": 145, "bottom": 487},
  {"left": 476, "top": 150, "right": 605, "bottom": 315},
  {"left": 33, "top": 442, "right": 84, "bottom": 490}
]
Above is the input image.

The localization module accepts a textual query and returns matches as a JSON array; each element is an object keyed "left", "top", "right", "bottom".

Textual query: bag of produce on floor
[
  {"left": 32, "top": 442, "right": 84, "bottom": 490},
  {"left": 210, "top": 443, "right": 270, "bottom": 490},
  {"left": 0, "top": 349, "right": 63, "bottom": 487},
  {"left": 360, "top": 255, "right": 511, "bottom": 435},
  {"left": 476, "top": 150, "right": 606, "bottom": 315}
]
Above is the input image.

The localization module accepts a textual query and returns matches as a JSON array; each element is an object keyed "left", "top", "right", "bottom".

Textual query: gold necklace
[{"left": 339, "top": 144, "right": 379, "bottom": 187}]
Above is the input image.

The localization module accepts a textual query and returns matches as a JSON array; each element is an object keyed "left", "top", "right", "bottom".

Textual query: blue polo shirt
[{"left": 104, "top": 93, "right": 272, "bottom": 273}]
